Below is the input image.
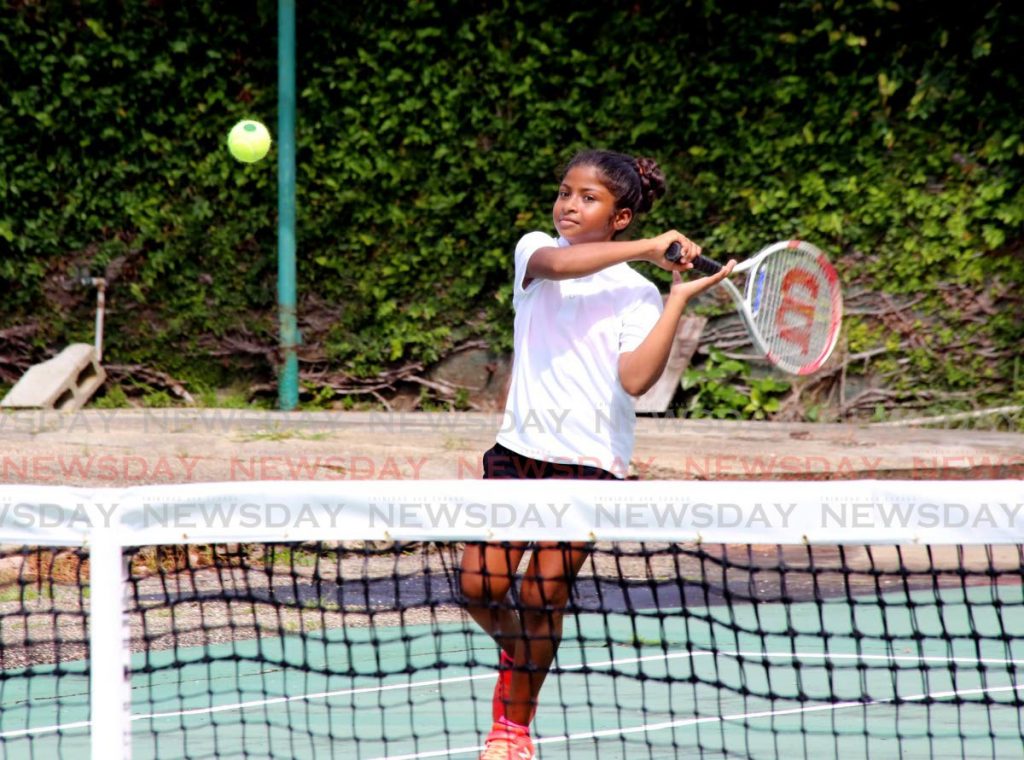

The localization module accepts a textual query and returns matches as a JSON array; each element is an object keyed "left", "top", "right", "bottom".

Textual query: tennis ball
[{"left": 227, "top": 120, "right": 272, "bottom": 163}]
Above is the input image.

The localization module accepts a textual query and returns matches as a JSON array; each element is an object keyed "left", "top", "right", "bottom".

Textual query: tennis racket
[{"left": 666, "top": 239, "right": 842, "bottom": 375}]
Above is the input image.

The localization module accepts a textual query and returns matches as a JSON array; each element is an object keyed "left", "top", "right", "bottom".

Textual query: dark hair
[{"left": 564, "top": 149, "right": 667, "bottom": 216}]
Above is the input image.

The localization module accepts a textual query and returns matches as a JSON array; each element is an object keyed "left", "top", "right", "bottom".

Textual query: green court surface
[{"left": 2, "top": 584, "right": 1023, "bottom": 759}]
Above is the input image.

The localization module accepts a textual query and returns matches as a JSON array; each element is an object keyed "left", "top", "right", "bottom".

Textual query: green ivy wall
[{"left": 1, "top": 1, "right": 1021, "bottom": 412}]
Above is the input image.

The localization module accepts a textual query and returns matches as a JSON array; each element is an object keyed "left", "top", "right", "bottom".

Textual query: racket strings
[{"left": 750, "top": 247, "right": 841, "bottom": 374}]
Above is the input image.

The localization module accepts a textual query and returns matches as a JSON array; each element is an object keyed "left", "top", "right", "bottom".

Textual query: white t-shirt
[{"left": 496, "top": 231, "right": 664, "bottom": 477}]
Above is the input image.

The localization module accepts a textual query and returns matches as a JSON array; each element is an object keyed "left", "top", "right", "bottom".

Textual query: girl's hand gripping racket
[{"left": 666, "top": 239, "right": 843, "bottom": 375}]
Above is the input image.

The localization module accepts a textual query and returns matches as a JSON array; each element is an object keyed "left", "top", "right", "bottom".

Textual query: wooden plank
[{"left": 635, "top": 316, "right": 707, "bottom": 414}]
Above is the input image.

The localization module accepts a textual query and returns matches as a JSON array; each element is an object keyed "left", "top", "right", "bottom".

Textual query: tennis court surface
[{"left": 2, "top": 479, "right": 1023, "bottom": 759}]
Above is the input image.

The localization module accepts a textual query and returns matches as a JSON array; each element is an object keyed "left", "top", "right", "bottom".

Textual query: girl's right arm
[{"left": 526, "top": 231, "right": 701, "bottom": 285}]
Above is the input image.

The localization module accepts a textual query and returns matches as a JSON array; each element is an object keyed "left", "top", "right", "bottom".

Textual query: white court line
[
  {"left": 0, "top": 651, "right": 705, "bottom": 739},
  {"left": 0, "top": 719, "right": 92, "bottom": 740},
  {"left": 3, "top": 648, "right": 1023, "bottom": 742},
  {"left": 372, "top": 681, "right": 1024, "bottom": 760}
]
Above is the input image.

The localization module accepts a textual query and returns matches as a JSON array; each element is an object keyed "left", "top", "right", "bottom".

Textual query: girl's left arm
[{"left": 618, "top": 264, "right": 735, "bottom": 396}]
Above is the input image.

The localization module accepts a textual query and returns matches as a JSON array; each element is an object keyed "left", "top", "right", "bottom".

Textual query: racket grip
[{"left": 665, "top": 242, "right": 723, "bottom": 275}]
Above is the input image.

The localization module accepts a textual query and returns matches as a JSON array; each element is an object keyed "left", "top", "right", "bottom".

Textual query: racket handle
[{"left": 665, "top": 242, "right": 723, "bottom": 275}]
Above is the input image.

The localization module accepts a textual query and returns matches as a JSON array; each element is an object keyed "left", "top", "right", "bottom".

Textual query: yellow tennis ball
[{"left": 227, "top": 120, "right": 271, "bottom": 163}]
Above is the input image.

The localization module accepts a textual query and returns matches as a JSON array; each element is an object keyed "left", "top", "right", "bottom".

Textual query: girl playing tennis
[{"left": 460, "top": 149, "right": 734, "bottom": 760}]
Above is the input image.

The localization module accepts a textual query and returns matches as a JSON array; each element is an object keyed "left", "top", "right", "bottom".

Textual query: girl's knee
[
  {"left": 459, "top": 571, "right": 486, "bottom": 604},
  {"left": 460, "top": 543, "right": 522, "bottom": 606},
  {"left": 459, "top": 567, "right": 511, "bottom": 606},
  {"left": 519, "top": 581, "right": 571, "bottom": 613}
]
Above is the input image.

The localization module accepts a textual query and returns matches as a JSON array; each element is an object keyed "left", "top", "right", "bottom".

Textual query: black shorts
[{"left": 482, "top": 442, "right": 618, "bottom": 481}]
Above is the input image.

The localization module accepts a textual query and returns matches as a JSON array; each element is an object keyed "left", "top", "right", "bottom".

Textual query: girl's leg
[
  {"left": 505, "top": 541, "right": 592, "bottom": 726},
  {"left": 460, "top": 541, "right": 528, "bottom": 656}
]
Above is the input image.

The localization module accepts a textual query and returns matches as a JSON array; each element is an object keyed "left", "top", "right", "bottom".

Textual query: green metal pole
[{"left": 277, "top": 0, "right": 299, "bottom": 410}]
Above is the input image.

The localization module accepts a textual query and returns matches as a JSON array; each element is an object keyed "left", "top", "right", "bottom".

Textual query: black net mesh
[{"left": 2, "top": 541, "right": 1023, "bottom": 759}]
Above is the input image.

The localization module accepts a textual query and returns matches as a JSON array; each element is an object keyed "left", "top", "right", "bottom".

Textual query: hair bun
[{"left": 634, "top": 157, "right": 666, "bottom": 213}]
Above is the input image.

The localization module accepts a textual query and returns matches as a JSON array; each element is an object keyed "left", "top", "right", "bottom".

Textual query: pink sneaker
[
  {"left": 479, "top": 720, "right": 536, "bottom": 760},
  {"left": 492, "top": 651, "right": 537, "bottom": 723}
]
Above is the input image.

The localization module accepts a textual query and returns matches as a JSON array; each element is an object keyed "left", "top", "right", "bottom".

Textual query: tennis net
[{"left": 1, "top": 479, "right": 1023, "bottom": 759}]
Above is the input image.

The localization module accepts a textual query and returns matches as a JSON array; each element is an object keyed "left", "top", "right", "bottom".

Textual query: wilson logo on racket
[
  {"left": 774, "top": 268, "right": 820, "bottom": 354},
  {"left": 666, "top": 239, "right": 843, "bottom": 375}
]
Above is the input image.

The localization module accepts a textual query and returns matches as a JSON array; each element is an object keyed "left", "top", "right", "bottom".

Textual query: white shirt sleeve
[
  {"left": 513, "top": 231, "right": 559, "bottom": 298},
  {"left": 618, "top": 283, "right": 664, "bottom": 353}
]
